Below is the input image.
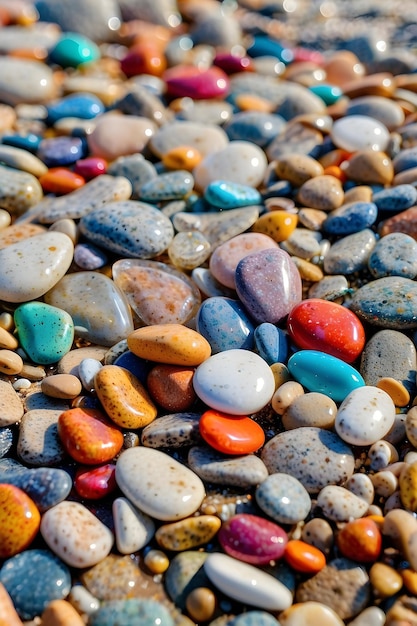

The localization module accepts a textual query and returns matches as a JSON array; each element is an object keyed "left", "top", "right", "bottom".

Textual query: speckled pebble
[
  {"left": 0, "top": 380, "right": 24, "bottom": 427},
  {"left": 89, "top": 599, "right": 174, "bottom": 626},
  {"left": 141, "top": 413, "right": 202, "bottom": 449},
  {"left": 323, "top": 229, "right": 377, "bottom": 275},
  {"left": 196, "top": 297, "right": 254, "bottom": 353},
  {"left": 156, "top": 515, "right": 221, "bottom": 552},
  {"left": 0, "top": 464, "right": 72, "bottom": 512},
  {"left": 188, "top": 445, "right": 268, "bottom": 488},
  {"left": 165, "top": 551, "right": 209, "bottom": 610},
  {"left": 74, "top": 242, "right": 108, "bottom": 270},
  {"left": 350, "top": 276, "right": 417, "bottom": 329},
  {"left": 323, "top": 201, "right": 378, "bottom": 235},
  {"left": 112, "top": 497, "right": 155, "bottom": 555},
  {"left": 373, "top": 183, "right": 417, "bottom": 211},
  {"left": 282, "top": 392, "right": 337, "bottom": 430},
  {"left": 0, "top": 57, "right": 56, "bottom": 105},
  {"left": 297, "top": 175, "right": 344, "bottom": 212},
  {"left": 368, "top": 233, "right": 417, "bottom": 278},
  {"left": 17, "top": 409, "right": 67, "bottom": 467},
  {"left": 317, "top": 486, "right": 369, "bottom": 522},
  {"left": 255, "top": 473, "right": 311, "bottom": 524}
]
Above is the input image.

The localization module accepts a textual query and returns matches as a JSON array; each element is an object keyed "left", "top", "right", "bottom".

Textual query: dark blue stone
[
  {"left": 196, "top": 297, "right": 255, "bottom": 354},
  {"left": 113, "top": 350, "right": 151, "bottom": 384},
  {"left": 323, "top": 201, "right": 378, "bottom": 235},
  {"left": 1, "top": 133, "right": 42, "bottom": 153},
  {"left": 246, "top": 36, "right": 294, "bottom": 64},
  {"left": 393, "top": 146, "right": 417, "bottom": 173},
  {"left": 254, "top": 323, "right": 288, "bottom": 365},
  {"left": 46, "top": 93, "right": 104, "bottom": 125},
  {"left": 0, "top": 427, "right": 14, "bottom": 457},
  {"left": 372, "top": 184, "right": 417, "bottom": 211},
  {"left": 37, "top": 136, "right": 88, "bottom": 167},
  {"left": 0, "top": 550, "right": 71, "bottom": 620},
  {"left": 225, "top": 111, "right": 286, "bottom": 147}
]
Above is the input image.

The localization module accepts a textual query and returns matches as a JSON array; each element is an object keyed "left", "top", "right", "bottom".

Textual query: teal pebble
[
  {"left": 49, "top": 32, "right": 100, "bottom": 68},
  {"left": 14, "top": 302, "right": 74, "bottom": 365},
  {"left": 1, "top": 133, "right": 41, "bottom": 153},
  {"left": 204, "top": 180, "right": 262, "bottom": 209},
  {"left": 287, "top": 350, "right": 365, "bottom": 402},
  {"left": 309, "top": 84, "right": 343, "bottom": 105},
  {"left": 89, "top": 599, "right": 174, "bottom": 626},
  {"left": 350, "top": 276, "right": 417, "bottom": 329},
  {"left": 139, "top": 170, "right": 194, "bottom": 202},
  {"left": 231, "top": 610, "right": 282, "bottom": 626}
]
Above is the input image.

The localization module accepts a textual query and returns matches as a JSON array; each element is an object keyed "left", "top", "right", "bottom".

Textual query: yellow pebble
[
  {"left": 234, "top": 93, "right": 275, "bottom": 112},
  {"left": 95, "top": 364, "right": 157, "bottom": 428},
  {"left": 144, "top": 549, "right": 170, "bottom": 574},
  {"left": 0, "top": 326, "right": 18, "bottom": 350},
  {"left": 162, "top": 145, "right": 203, "bottom": 171},
  {"left": 127, "top": 324, "right": 211, "bottom": 366},
  {"left": 252, "top": 211, "right": 298, "bottom": 242},
  {"left": 399, "top": 461, "right": 417, "bottom": 511},
  {"left": 0, "top": 350, "right": 23, "bottom": 375},
  {"left": 155, "top": 515, "right": 221, "bottom": 551},
  {"left": 369, "top": 562, "right": 403, "bottom": 598},
  {"left": 270, "top": 363, "right": 291, "bottom": 390},
  {"left": 186, "top": 587, "right": 217, "bottom": 623},
  {"left": 401, "top": 568, "right": 417, "bottom": 595},
  {"left": 291, "top": 256, "right": 324, "bottom": 282},
  {"left": 376, "top": 377, "right": 410, "bottom": 407}
]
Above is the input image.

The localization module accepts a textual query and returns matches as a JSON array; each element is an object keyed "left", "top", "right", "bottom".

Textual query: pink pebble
[
  {"left": 163, "top": 65, "right": 230, "bottom": 100},
  {"left": 74, "top": 464, "right": 117, "bottom": 500},
  {"left": 74, "top": 157, "right": 107, "bottom": 179}
]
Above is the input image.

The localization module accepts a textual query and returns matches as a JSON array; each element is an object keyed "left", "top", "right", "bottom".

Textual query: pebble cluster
[{"left": 2, "top": 0, "right": 417, "bottom": 625}]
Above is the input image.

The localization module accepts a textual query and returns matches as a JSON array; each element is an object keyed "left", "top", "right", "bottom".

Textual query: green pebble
[{"left": 49, "top": 32, "right": 100, "bottom": 68}]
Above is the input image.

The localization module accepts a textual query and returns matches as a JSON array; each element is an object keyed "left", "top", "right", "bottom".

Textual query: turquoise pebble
[
  {"left": 254, "top": 322, "right": 288, "bottom": 365},
  {"left": 139, "top": 170, "right": 194, "bottom": 202},
  {"left": 287, "top": 350, "right": 365, "bottom": 402},
  {"left": 309, "top": 84, "right": 343, "bottom": 105},
  {"left": 204, "top": 180, "right": 262, "bottom": 209},
  {"left": 0, "top": 549, "right": 71, "bottom": 620},
  {"left": 196, "top": 296, "right": 254, "bottom": 353},
  {"left": 14, "top": 302, "right": 74, "bottom": 365},
  {"left": 246, "top": 35, "right": 294, "bottom": 64},
  {"left": 323, "top": 201, "right": 378, "bottom": 235},
  {"left": 1, "top": 133, "right": 41, "bottom": 153},
  {"left": 231, "top": 611, "right": 281, "bottom": 626},
  {"left": 46, "top": 93, "right": 104, "bottom": 125},
  {"left": 89, "top": 599, "right": 174, "bottom": 626},
  {"left": 368, "top": 233, "right": 417, "bottom": 279},
  {"left": 350, "top": 276, "right": 417, "bottom": 329},
  {"left": 49, "top": 32, "right": 100, "bottom": 68}
]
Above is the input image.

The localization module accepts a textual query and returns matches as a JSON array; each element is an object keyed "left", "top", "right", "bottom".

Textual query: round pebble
[{"left": 255, "top": 473, "right": 311, "bottom": 524}]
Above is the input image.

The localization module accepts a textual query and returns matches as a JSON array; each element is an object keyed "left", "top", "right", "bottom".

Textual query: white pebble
[
  {"left": 112, "top": 496, "right": 155, "bottom": 554},
  {"left": 335, "top": 386, "right": 395, "bottom": 446},
  {"left": 317, "top": 485, "right": 369, "bottom": 522},
  {"left": 12, "top": 378, "right": 31, "bottom": 390}
]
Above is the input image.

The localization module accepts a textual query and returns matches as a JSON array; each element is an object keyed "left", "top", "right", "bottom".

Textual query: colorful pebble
[
  {"left": 0, "top": 484, "right": 40, "bottom": 558},
  {"left": 218, "top": 513, "right": 287, "bottom": 565}
]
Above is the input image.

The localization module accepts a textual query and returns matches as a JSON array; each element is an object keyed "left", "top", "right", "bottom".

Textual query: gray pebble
[
  {"left": 141, "top": 413, "right": 202, "bottom": 448},
  {"left": 17, "top": 409, "right": 67, "bottom": 466},
  {"left": 368, "top": 232, "right": 417, "bottom": 278},
  {"left": 188, "top": 446, "right": 268, "bottom": 489},
  {"left": 107, "top": 154, "right": 157, "bottom": 199},
  {"left": 165, "top": 551, "right": 209, "bottom": 610},
  {"left": 323, "top": 229, "right": 377, "bottom": 274},
  {"left": 350, "top": 276, "right": 417, "bottom": 328},
  {"left": 255, "top": 473, "right": 311, "bottom": 524}
]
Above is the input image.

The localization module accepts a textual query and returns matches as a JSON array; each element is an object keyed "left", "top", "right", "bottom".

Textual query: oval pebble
[
  {"left": 17, "top": 409, "right": 67, "bottom": 467},
  {"left": 255, "top": 473, "right": 311, "bottom": 524},
  {"left": 282, "top": 392, "right": 337, "bottom": 430},
  {"left": 188, "top": 445, "right": 268, "bottom": 488},
  {"left": 0, "top": 485, "right": 40, "bottom": 558},
  {"left": 196, "top": 297, "right": 254, "bottom": 353},
  {"left": 218, "top": 513, "right": 287, "bottom": 565},
  {"left": 128, "top": 323, "right": 211, "bottom": 366},
  {"left": 112, "top": 497, "right": 155, "bottom": 555},
  {"left": 323, "top": 228, "right": 377, "bottom": 275},
  {"left": 331, "top": 115, "right": 390, "bottom": 152},
  {"left": 317, "top": 486, "right": 369, "bottom": 522},
  {"left": 199, "top": 409, "right": 265, "bottom": 455},
  {"left": 89, "top": 599, "right": 174, "bottom": 626},
  {"left": 155, "top": 515, "right": 221, "bottom": 552},
  {"left": 279, "top": 601, "right": 344, "bottom": 626},
  {"left": 0, "top": 380, "right": 23, "bottom": 427},
  {"left": 350, "top": 276, "right": 417, "bottom": 329},
  {"left": 368, "top": 233, "right": 417, "bottom": 279},
  {"left": 41, "top": 374, "right": 82, "bottom": 399}
]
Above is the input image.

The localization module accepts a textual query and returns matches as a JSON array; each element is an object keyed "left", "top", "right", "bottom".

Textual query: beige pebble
[
  {"left": 324, "top": 51, "right": 365, "bottom": 87},
  {"left": 185, "top": 587, "right": 217, "bottom": 623},
  {"left": 405, "top": 451, "right": 417, "bottom": 464},
  {"left": 0, "top": 349, "right": 23, "bottom": 375},
  {"left": 0, "top": 104, "right": 16, "bottom": 132},
  {"left": 143, "top": 549, "right": 170, "bottom": 575},
  {"left": 20, "top": 363, "right": 46, "bottom": 381},
  {"left": 384, "top": 490, "right": 403, "bottom": 514},
  {"left": 271, "top": 380, "right": 304, "bottom": 415},
  {"left": 279, "top": 601, "right": 344, "bottom": 626},
  {"left": 298, "top": 207, "right": 328, "bottom": 231},
  {"left": 0, "top": 312, "right": 13, "bottom": 331},
  {"left": 67, "top": 585, "right": 100, "bottom": 616},
  {"left": 369, "top": 562, "right": 403, "bottom": 598},
  {"left": 297, "top": 175, "right": 344, "bottom": 211},
  {"left": 282, "top": 391, "right": 337, "bottom": 430},
  {"left": 57, "top": 345, "right": 107, "bottom": 375},
  {"left": 348, "top": 606, "right": 386, "bottom": 626},
  {"left": 275, "top": 154, "right": 324, "bottom": 187},
  {"left": 371, "top": 470, "right": 398, "bottom": 498},
  {"left": 270, "top": 363, "right": 291, "bottom": 390},
  {"left": 385, "top": 595, "right": 417, "bottom": 625},
  {"left": 12, "top": 379, "right": 31, "bottom": 391},
  {"left": 405, "top": 406, "right": 417, "bottom": 448},
  {"left": 17, "top": 409, "right": 66, "bottom": 466},
  {"left": 368, "top": 439, "right": 399, "bottom": 471},
  {"left": 376, "top": 377, "right": 410, "bottom": 407},
  {"left": 0, "top": 379, "right": 24, "bottom": 426},
  {"left": 0, "top": 326, "right": 18, "bottom": 349},
  {"left": 383, "top": 508, "right": 417, "bottom": 570},
  {"left": 343, "top": 185, "right": 373, "bottom": 204},
  {"left": 41, "top": 599, "right": 85, "bottom": 626},
  {"left": 49, "top": 218, "right": 78, "bottom": 244},
  {"left": 399, "top": 460, "right": 417, "bottom": 511},
  {"left": 301, "top": 518, "right": 334, "bottom": 556},
  {"left": 342, "top": 150, "right": 394, "bottom": 185},
  {"left": 41, "top": 374, "right": 82, "bottom": 399},
  {"left": 0, "top": 208, "right": 11, "bottom": 230},
  {"left": 317, "top": 485, "right": 369, "bottom": 521},
  {"left": 291, "top": 256, "right": 324, "bottom": 281},
  {"left": 344, "top": 473, "right": 374, "bottom": 504},
  {"left": 0, "top": 582, "right": 24, "bottom": 626}
]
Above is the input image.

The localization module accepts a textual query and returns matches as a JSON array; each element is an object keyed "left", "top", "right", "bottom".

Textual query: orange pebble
[
  {"left": 234, "top": 93, "right": 275, "bottom": 113},
  {"left": 0, "top": 583, "right": 24, "bottom": 626},
  {"left": 252, "top": 210, "right": 298, "bottom": 242},
  {"left": 401, "top": 568, "right": 417, "bottom": 595},
  {"left": 319, "top": 148, "right": 352, "bottom": 168},
  {"left": 39, "top": 168, "right": 85, "bottom": 194},
  {"left": 322, "top": 165, "right": 347, "bottom": 182},
  {"left": 162, "top": 145, "right": 203, "bottom": 171},
  {"left": 41, "top": 599, "right": 85, "bottom": 626},
  {"left": 8, "top": 47, "right": 48, "bottom": 61},
  {"left": 147, "top": 364, "right": 196, "bottom": 411},
  {"left": 199, "top": 409, "right": 265, "bottom": 455},
  {"left": 0, "top": 484, "right": 41, "bottom": 558},
  {"left": 376, "top": 377, "right": 410, "bottom": 407},
  {"left": 336, "top": 517, "right": 382, "bottom": 563},
  {"left": 121, "top": 42, "right": 167, "bottom": 78},
  {"left": 284, "top": 539, "right": 326, "bottom": 573}
]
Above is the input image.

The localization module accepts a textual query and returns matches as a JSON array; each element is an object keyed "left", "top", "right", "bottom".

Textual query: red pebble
[
  {"left": 284, "top": 539, "right": 326, "bottom": 573},
  {"left": 58, "top": 407, "right": 124, "bottom": 465},
  {"left": 0, "top": 484, "right": 41, "bottom": 558},
  {"left": 74, "top": 464, "right": 117, "bottom": 500},
  {"left": 218, "top": 513, "right": 288, "bottom": 565},
  {"left": 337, "top": 517, "right": 382, "bottom": 563},
  {"left": 74, "top": 156, "right": 107, "bottom": 179},
  {"left": 199, "top": 409, "right": 265, "bottom": 455},
  {"left": 287, "top": 298, "right": 365, "bottom": 363},
  {"left": 163, "top": 65, "right": 230, "bottom": 100},
  {"left": 120, "top": 42, "right": 167, "bottom": 77},
  {"left": 213, "top": 52, "right": 254, "bottom": 74},
  {"left": 147, "top": 364, "right": 196, "bottom": 412},
  {"left": 39, "top": 167, "right": 85, "bottom": 194}
]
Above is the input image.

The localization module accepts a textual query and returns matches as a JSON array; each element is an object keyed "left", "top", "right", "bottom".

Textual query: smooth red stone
[
  {"left": 147, "top": 364, "right": 196, "bottom": 412},
  {"left": 74, "top": 464, "right": 117, "bottom": 500},
  {"left": 337, "top": 517, "right": 382, "bottom": 563},
  {"left": 199, "top": 409, "right": 265, "bottom": 455},
  {"left": 0, "top": 484, "right": 41, "bottom": 558},
  {"left": 284, "top": 539, "right": 326, "bottom": 573},
  {"left": 213, "top": 53, "right": 254, "bottom": 74},
  {"left": 74, "top": 157, "right": 107, "bottom": 179},
  {"left": 57, "top": 407, "right": 124, "bottom": 465},
  {"left": 163, "top": 65, "right": 230, "bottom": 100},
  {"left": 39, "top": 167, "right": 85, "bottom": 194},
  {"left": 120, "top": 42, "right": 167, "bottom": 78},
  {"left": 218, "top": 513, "right": 288, "bottom": 565},
  {"left": 287, "top": 298, "right": 365, "bottom": 363}
]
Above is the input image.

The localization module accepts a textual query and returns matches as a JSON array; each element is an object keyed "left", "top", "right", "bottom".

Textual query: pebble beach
[{"left": 2, "top": 0, "right": 417, "bottom": 624}]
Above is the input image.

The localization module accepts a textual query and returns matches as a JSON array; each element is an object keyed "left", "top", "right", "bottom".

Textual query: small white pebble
[{"left": 12, "top": 378, "right": 31, "bottom": 390}]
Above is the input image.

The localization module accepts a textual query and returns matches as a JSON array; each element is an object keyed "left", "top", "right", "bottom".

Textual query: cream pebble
[
  {"left": 112, "top": 496, "right": 155, "bottom": 555},
  {"left": 0, "top": 208, "right": 11, "bottom": 230},
  {"left": 0, "top": 326, "right": 18, "bottom": 349},
  {"left": 406, "top": 405, "right": 417, "bottom": 447},
  {"left": 317, "top": 485, "right": 369, "bottom": 522},
  {"left": 282, "top": 391, "right": 337, "bottom": 430},
  {"left": 383, "top": 508, "right": 417, "bottom": 570},
  {"left": 41, "top": 374, "right": 82, "bottom": 399},
  {"left": 0, "top": 349, "right": 23, "bottom": 375},
  {"left": 347, "top": 606, "right": 386, "bottom": 626},
  {"left": 68, "top": 585, "right": 100, "bottom": 616},
  {"left": 371, "top": 471, "right": 398, "bottom": 498},
  {"left": 0, "top": 144, "right": 48, "bottom": 177},
  {"left": 271, "top": 380, "right": 304, "bottom": 416},
  {"left": 367, "top": 439, "right": 398, "bottom": 470},
  {"left": 0, "top": 379, "right": 24, "bottom": 426},
  {"left": 279, "top": 601, "right": 344, "bottom": 626},
  {"left": 345, "top": 473, "right": 375, "bottom": 505}
]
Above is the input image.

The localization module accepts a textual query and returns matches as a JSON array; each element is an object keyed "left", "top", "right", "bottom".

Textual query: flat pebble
[
  {"left": 350, "top": 276, "right": 417, "bottom": 329},
  {"left": 297, "top": 175, "right": 344, "bottom": 211},
  {"left": 323, "top": 201, "right": 378, "bottom": 235},
  {"left": 87, "top": 113, "right": 157, "bottom": 161},
  {"left": 196, "top": 297, "right": 254, "bottom": 353},
  {"left": 331, "top": 115, "right": 390, "bottom": 152},
  {"left": 0, "top": 57, "right": 56, "bottom": 105},
  {"left": 323, "top": 229, "right": 377, "bottom": 275},
  {"left": 142, "top": 412, "right": 202, "bottom": 449},
  {"left": 188, "top": 445, "right": 268, "bottom": 488},
  {"left": 150, "top": 120, "right": 228, "bottom": 159},
  {"left": 89, "top": 599, "right": 174, "bottom": 626},
  {"left": 0, "top": 144, "right": 47, "bottom": 177},
  {"left": 0, "top": 464, "right": 71, "bottom": 512},
  {"left": 17, "top": 409, "right": 67, "bottom": 466},
  {"left": 282, "top": 392, "right": 337, "bottom": 430},
  {"left": 156, "top": 515, "right": 221, "bottom": 551},
  {"left": 372, "top": 183, "right": 417, "bottom": 211},
  {"left": 0, "top": 380, "right": 23, "bottom": 427},
  {"left": 255, "top": 473, "right": 311, "bottom": 524},
  {"left": 139, "top": 170, "right": 194, "bottom": 202},
  {"left": 218, "top": 513, "right": 287, "bottom": 565},
  {"left": 0, "top": 485, "right": 40, "bottom": 558},
  {"left": 128, "top": 323, "right": 211, "bottom": 366},
  {"left": 112, "top": 497, "right": 155, "bottom": 555},
  {"left": 368, "top": 232, "right": 417, "bottom": 278}
]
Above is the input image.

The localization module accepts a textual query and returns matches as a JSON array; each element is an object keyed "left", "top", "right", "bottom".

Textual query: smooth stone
[
  {"left": 112, "top": 351, "right": 150, "bottom": 384},
  {"left": 74, "top": 242, "right": 108, "bottom": 270},
  {"left": 282, "top": 392, "right": 337, "bottom": 430},
  {"left": 235, "top": 248, "right": 302, "bottom": 324},
  {"left": 336, "top": 386, "right": 395, "bottom": 446},
  {"left": 348, "top": 607, "right": 386, "bottom": 626},
  {"left": 188, "top": 445, "right": 268, "bottom": 488},
  {"left": 279, "top": 601, "right": 344, "bottom": 626},
  {"left": 174, "top": 98, "right": 234, "bottom": 126},
  {"left": 224, "top": 111, "right": 286, "bottom": 147},
  {"left": 383, "top": 508, "right": 417, "bottom": 571},
  {"left": 150, "top": 120, "right": 229, "bottom": 159},
  {"left": 255, "top": 473, "right": 311, "bottom": 524},
  {"left": 115, "top": 447, "right": 205, "bottom": 521},
  {"left": 379, "top": 206, "right": 417, "bottom": 239},
  {"left": 80, "top": 552, "right": 144, "bottom": 600},
  {"left": 58, "top": 407, "right": 124, "bottom": 465},
  {"left": 57, "top": 346, "right": 107, "bottom": 376},
  {"left": 360, "top": 329, "right": 417, "bottom": 394},
  {"left": 280, "top": 228, "right": 322, "bottom": 259},
  {"left": 49, "top": 32, "right": 100, "bottom": 67},
  {"left": 331, "top": 115, "right": 390, "bottom": 152},
  {"left": 0, "top": 232, "right": 73, "bottom": 302},
  {"left": 0, "top": 57, "right": 56, "bottom": 105},
  {"left": 323, "top": 201, "right": 378, "bottom": 235},
  {"left": 112, "top": 497, "right": 155, "bottom": 555},
  {"left": 231, "top": 611, "right": 281, "bottom": 626},
  {"left": 0, "top": 348, "right": 22, "bottom": 375},
  {"left": 191, "top": 268, "right": 236, "bottom": 299},
  {"left": 87, "top": 112, "right": 157, "bottom": 161},
  {"left": 271, "top": 381, "right": 305, "bottom": 416},
  {"left": 345, "top": 473, "right": 375, "bottom": 504},
  {"left": 89, "top": 599, "right": 174, "bottom": 626},
  {"left": 74, "top": 156, "right": 107, "bottom": 179},
  {"left": 254, "top": 323, "right": 288, "bottom": 365},
  {"left": 164, "top": 65, "right": 229, "bottom": 100},
  {"left": 372, "top": 184, "right": 417, "bottom": 211},
  {"left": 393, "top": 146, "right": 417, "bottom": 173},
  {"left": 218, "top": 513, "right": 287, "bottom": 565},
  {"left": 165, "top": 551, "right": 209, "bottom": 610},
  {"left": 127, "top": 324, "right": 211, "bottom": 366},
  {"left": 204, "top": 552, "right": 292, "bottom": 611},
  {"left": 193, "top": 141, "right": 268, "bottom": 191},
  {"left": 196, "top": 297, "right": 254, "bottom": 353},
  {"left": 287, "top": 350, "right": 365, "bottom": 402},
  {"left": 74, "top": 463, "right": 117, "bottom": 500},
  {"left": 17, "top": 409, "right": 67, "bottom": 466},
  {"left": 107, "top": 154, "right": 157, "bottom": 199},
  {"left": 205, "top": 180, "right": 262, "bottom": 209},
  {"left": 139, "top": 170, "right": 194, "bottom": 202},
  {"left": 35, "top": 0, "right": 122, "bottom": 41},
  {"left": 79, "top": 200, "right": 174, "bottom": 258},
  {"left": 0, "top": 164, "right": 43, "bottom": 215},
  {"left": 0, "top": 224, "right": 47, "bottom": 250},
  {"left": 368, "top": 233, "right": 417, "bottom": 279},
  {"left": 2, "top": 133, "right": 41, "bottom": 154},
  {"left": 317, "top": 486, "right": 369, "bottom": 522},
  {"left": 342, "top": 151, "right": 393, "bottom": 185},
  {"left": 46, "top": 93, "right": 104, "bottom": 124},
  {"left": 113, "top": 259, "right": 200, "bottom": 326},
  {"left": 0, "top": 549, "right": 71, "bottom": 620},
  {"left": 275, "top": 153, "right": 324, "bottom": 186},
  {"left": 193, "top": 349, "right": 275, "bottom": 415},
  {"left": 0, "top": 145, "right": 47, "bottom": 177},
  {"left": 41, "top": 599, "right": 85, "bottom": 626},
  {"left": 156, "top": 515, "right": 221, "bottom": 551},
  {"left": 266, "top": 122, "right": 324, "bottom": 161},
  {"left": 14, "top": 302, "right": 74, "bottom": 365},
  {"left": 142, "top": 413, "right": 202, "bottom": 449},
  {"left": 0, "top": 485, "right": 40, "bottom": 558},
  {"left": 95, "top": 364, "right": 157, "bottom": 429},
  {"left": 37, "top": 136, "right": 87, "bottom": 168},
  {"left": 40, "top": 168, "right": 85, "bottom": 195},
  {"left": 252, "top": 211, "right": 298, "bottom": 244},
  {"left": 296, "top": 558, "right": 370, "bottom": 620},
  {"left": 40, "top": 501, "right": 114, "bottom": 568},
  {"left": 168, "top": 231, "right": 211, "bottom": 270},
  {"left": 323, "top": 228, "right": 377, "bottom": 275},
  {"left": 346, "top": 95, "right": 405, "bottom": 130},
  {"left": 0, "top": 380, "right": 23, "bottom": 427},
  {"left": 0, "top": 465, "right": 71, "bottom": 512},
  {"left": 199, "top": 409, "right": 265, "bottom": 455},
  {"left": 0, "top": 582, "right": 24, "bottom": 626},
  {"left": 261, "top": 427, "right": 355, "bottom": 494},
  {"left": 45, "top": 271, "right": 134, "bottom": 347},
  {"left": 297, "top": 175, "right": 344, "bottom": 211},
  {"left": 114, "top": 85, "right": 170, "bottom": 126},
  {"left": 350, "top": 276, "right": 417, "bottom": 329}
]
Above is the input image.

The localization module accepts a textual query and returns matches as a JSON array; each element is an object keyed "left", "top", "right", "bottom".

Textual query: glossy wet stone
[
  {"left": 196, "top": 297, "right": 254, "bottom": 353},
  {"left": 155, "top": 514, "right": 221, "bottom": 551},
  {"left": 331, "top": 115, "right": 390, "bottom": 152},
  {"left": 0, "top": 57, "right": 56, "bottom": 105},
  {"left": 0, "top": 485, "right": 40, "bottom": 558},
  {"left": 255, "top": 473, "right": 312, "bottom": 524},
  {"left": 37, "top": 136, "right": 87, "bottom": 168},
  {"left": 17, "top": 409, "right": 67, "bottom": 467},
  {"left": 317, "top": 485, "right": 369, "bottom": 522},
  {"left": 323, "top": 201, "right": 378, "bottom": 235},
  {"left": 218, "top": 513, "right": 287, "bottom": 565},
  {"left": 89, "top": 599, "right": 174, "bottom": 626},
  {"left": 0, "top": 465, "right": 71, "bottom": 513},
  {"left": 188, "top": 445, "right": 268, "bottom": 488},
  {"left": 323, "top": 228, "right": 377, "bottom": 275},
  {"left": 164, "top": 551, "right": 209, "bottom": 610},
  {"left": 199, "top": 409, "right": 265, "bottom": 455},
  {"left": 351, "top": 276, "right": 417, "bottom": 329},
  {"left": 112, "top": 497, "right": 155, "bottom": 555},
  {"left": 368, "top": 232, "right": 417, "bottom": 278}
]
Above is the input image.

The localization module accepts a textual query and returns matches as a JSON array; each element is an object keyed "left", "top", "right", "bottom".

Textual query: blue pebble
[
  {"left": 368, "top": 233, "right": 417, "bottom": 279},
  {"left": 89, "top": 599, "right": 174, "bottom": 626},
  {"left": 372, "top": 183, "right": 417, "bottom": 211},
  {"left": 0, "top": 427, "right": 14, "bottom": 457},
  {"left": 204, "top": 180, "right": 262, "bottom": 210},
  {"left": 1, "top": 133, "right": 42, "bottom": 153},
  {"left": 0, "top": 550, "right": 71, "bottom": 620},
  {"left": 74, "top": 242, "right": 108, "bottom": 270},
  {"left": 113, "top": 351, "right": 151, "bottom": 384},
  {"left": 309, "top": 84, "right": 342, "bottom": 105},
  {"left": 46, "top": 93, "right": 104, "bottom": 125},
  {"left": 287, "top": 350, "right": 365, "bottom": 402},
  {"left": 246, "top": 35, "right": 294, "bottom": 64},
  {"left": 254, "top": 323, "right": 288, "bottom": 365},
  {"left": 231, "top": 611, "right": 281, "bottom": 626},
  {"left": 393, "top": 146, "right": 417, "bottom": 173},
  {"left": 323, "top": 201, "right": 378, "bottom": 235},
  {"left": 225, "top": 111, "right": 286, "bottom": 147},
  {"left": 196, "top": 297, "right": 254, "bottom": 353},
  {"left": 37, "top": 136, "right": 87, "bottom": 167},
  {"left": 139, "top": 170, "right": 194, "bottom": 202}
]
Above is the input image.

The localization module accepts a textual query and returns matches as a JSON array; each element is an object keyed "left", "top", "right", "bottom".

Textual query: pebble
[
  {"left": 149, "top": 120, "right": 228, "bottom": 160},
  {"left": 89, "top": 599, "right": 174, "bottom": 626},
  {"left": 225, "top": 111, "right": 285, "bottom": 147},
  {"left": 0, "top": 380, "right": 23, "bottom": 426},
  {"left": 0, "top": 583, "right": 24, "bottom": 626},
  {"left": 0, "top": 349, "right": 22, "bottom": 375},
  {"left": 146, "top": 364, "right": 196, "bottom": 412},
  {"left": 351, "top": 276, "right": 417, "bottom": 329},
  {"left": 323, "top": 228, "right": 377, "bottom": 275},
  {"left": 155, "top": 515, "right": 221, "bottom": 551},
  {"left": 317, "top": 486, "right": 369, "bottom": 521},
  {"left": 0, "top": 464, "right": 71, "bottom": 512},
  {"left": 282, "top": 392, "right": 337, "bottom": 430},
  {"left": 252, "top": 210, "right": 298, "bottom": 243},
  {"left": 41, "top": 599, "right": 85, "bottom": 626},
  {"left": 218, "top": 513, "right": 287, "bottom": 565},
  {"left": 168, "top": 231, "right": 211, "bottom": 270},
  {"left": 323, "top": 201, "right": 378, "bottom": 235},
  {"left": 368, "top": 232, "right": 417, "bottom": 278},
  {"left": 255, "top": 473, "right": 311, "bottom": 524},
  {"left": 185, "top": 587, "right": 217, "bottom": 623},
  {"left": 196, "top": 297, "right": 254, "bottom": 353},
  {"left": 0, "top": 484, "right": 40, "bottom": 558},
  {"left": 342, "top": 151, "right": 394, "bottom": 185},
  {"left": 0, "top": 144, "right": 47, "bottom": 177},
  {"left": 372, "top": 183, "right": 417, "bottom": 211},
  {"left": 280, "top": 601, "right": 344, "bottom": 626},
  {"left": 17, "top": 409, "right": 67, "bottom": 466},
  {"left": 187, "top": 446, "right": 268, "bottom": 488},
  {"left": 331, "top": 115, "right": 390, "bottom": 152},
  {"left": 297, "top": 175, "right": 344, "bottom": 211},
  {"left": 0, "top": 57, "right": 56, "bottom": 105},
  {"left": 141, "top": 412, "right": 201, "bottom": 449},
  {"left": 301, "top": 518, "right": 334, "bottom": 556},
  {"left": 284, "top": 540, "right": 326, "bottom": 574},
  {"left": 112, "top": 497, "right": 155, "bottom": 555},
  {"left": 369, "top": 562, "right": 403, "bottom": 598},
  {"left": 199, "top": 409, "right": 265, "bottom": 455},
  {"left": 165, "top": 551, "right": 209, "bottom": 610},
  {"left": 74, "top": 242, "right": 108, "bottom": 270}
]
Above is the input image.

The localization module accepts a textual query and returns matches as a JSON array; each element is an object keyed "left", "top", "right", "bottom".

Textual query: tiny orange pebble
[
  {"left": 401, "top": 568, "right": 417, "bottom": 595},
  {"left": 162, "top": 145, "right": 203, "bottom": 171},
  {"left": 199, "top": 409, "right": 265, "bottom": 455},
  {"left": 319, "top": 148, "right": 352, "bottom": 168},
  {"left": 376, "top": 377, "right": 410, "bottom": 407},
  {"left": 365, "top": 514, "right": 385, "bottom": 528},
  {"left": 252, "top": 211, "right": 298, "bottom": 243},
  {"left": 234, "top": 93, "right": 275, "bottom": 113},
  {"left": 322, "top": 164, "right": 347, "bottom": 182},
  {"left": 284, "top": 539, "right": 326, "bottom": 573},
  {"left": 0, "top": 484, "right": 41, "bottom": 558},
  {"left": 39, "top": 167, "right": 85, "bottom": 194}
]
